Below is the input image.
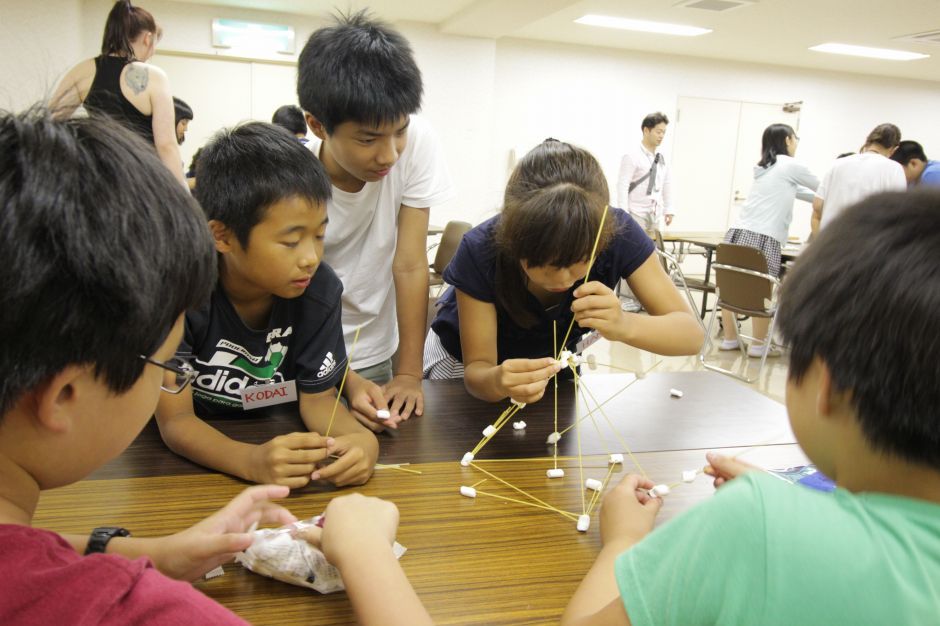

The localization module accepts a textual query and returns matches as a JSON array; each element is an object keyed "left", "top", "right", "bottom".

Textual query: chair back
[
  {"left": 652, "top": 229, "right": 670, "bottom": 272},
  {"left": 714, "top": 244, "right": 774, "bottom": 317},
  {"left": 432, "top": 221, "right": 472, "bottom": 275}
]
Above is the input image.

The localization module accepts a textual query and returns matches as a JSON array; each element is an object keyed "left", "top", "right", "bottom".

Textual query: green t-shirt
[{"left": 615, "top": 472, "right": 940, "bottom": 625}]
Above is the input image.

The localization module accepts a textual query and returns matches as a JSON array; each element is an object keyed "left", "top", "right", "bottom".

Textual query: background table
[{"left": 34, "top": 371, "right": 806, "bottom": 625}]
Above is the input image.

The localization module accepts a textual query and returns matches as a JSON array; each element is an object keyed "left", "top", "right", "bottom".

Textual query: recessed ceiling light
[
  {"left": 574, "top": 14, "right": 712, "bottom": 37},
  {"left": 809, "top": 43, "right": 928, "bottom": 61}
]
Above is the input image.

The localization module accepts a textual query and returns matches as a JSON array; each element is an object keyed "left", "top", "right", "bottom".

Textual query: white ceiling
[{"left": 164, "top": 0, "right": 940, "bottom": 82}]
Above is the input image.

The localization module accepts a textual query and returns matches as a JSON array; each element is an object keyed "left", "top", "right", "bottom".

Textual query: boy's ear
[
  {"left": 814, "top": 359, "right": 851, "bottom": 420},
  {"left": 30, "top": 365, "right": 91, "bottom": 434},
  {"left": 305, "top": 113, "right": 328, "bottom": 141},
  {"left": 208, "top": 220, "right": 236, "bottom": 253}
]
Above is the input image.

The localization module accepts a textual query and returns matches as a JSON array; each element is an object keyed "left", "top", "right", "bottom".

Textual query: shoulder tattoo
[{"left": 125, "top": 65, "right": 150, "bottom": 95}]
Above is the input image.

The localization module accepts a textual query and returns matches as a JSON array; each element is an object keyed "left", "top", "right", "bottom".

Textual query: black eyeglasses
[{"left": 139, "top": 355, "right": 196, "bottom": 394}]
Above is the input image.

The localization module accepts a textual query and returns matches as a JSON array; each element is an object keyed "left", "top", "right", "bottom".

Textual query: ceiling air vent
[
  {"left": 895, "top": 30, "right": 940, "bottom": 46},
  {"left": 674, "top": 0, "right": 758, "bottom": 11}
]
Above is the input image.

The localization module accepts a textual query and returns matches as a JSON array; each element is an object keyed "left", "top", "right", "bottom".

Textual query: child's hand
[
  {"left": 600, "top": 474, "right": 662, "bottom": 548},
  {"left": 383, "top": 373, "right": 424, "bottom": 420},
  {"left": 247, "top": 433, "right": 334, "bottom": 488},
  {"left": 496, "top": 358, "right": 563, "bottom": 403},
  {"left": 151, "top": 485, "right": 295, "bottom": 581},
  {"left": 296, "top": 493, "right": 399, "bottom": 569},
  {"left": 704, "top": 451, "right": 758, "bottom": 488},
  {"left": 571, "top": 281, "right": 628, "bottom": 342},
  {"left": 345, "top": 372, "right": 400, "bottom": 431},
  {"left": 311, "top": 432, "right": 378, "bottom": 487}
]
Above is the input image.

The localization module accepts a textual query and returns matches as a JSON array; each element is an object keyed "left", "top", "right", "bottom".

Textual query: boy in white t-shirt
[
  {"left": 298, "top": 11, "right": 454, "bottom": 430},
  {"left": 812, "top": 123, "right": 906, "bottom": 235}
]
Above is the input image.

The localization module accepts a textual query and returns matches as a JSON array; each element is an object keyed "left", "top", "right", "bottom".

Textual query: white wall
[
  {"left": 4, "top": 0, "right": 940, "bottom": 233},
  {"left": 0, "top": 0, "right": 83, "bottom": 110}
]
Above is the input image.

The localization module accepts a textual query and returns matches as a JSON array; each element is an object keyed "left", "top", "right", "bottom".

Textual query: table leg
[{"left": 700, "top": 247, "right": 715, "bottom": 319}]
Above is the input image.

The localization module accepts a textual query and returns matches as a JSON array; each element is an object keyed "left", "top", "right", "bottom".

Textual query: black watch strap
[{"left": 84, "top": 526, "right": 131, "bottom": 555}]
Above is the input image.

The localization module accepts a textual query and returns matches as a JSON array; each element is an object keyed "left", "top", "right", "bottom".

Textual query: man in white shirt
[
  {"left": 299, "top": 13, "right": 454, "bottom": 427},
  {"left": 813, "top": 123, "right": 907, "bottom": 235},
  {"left": 617, "top": 112, "right": 675, "bottom": 232}
]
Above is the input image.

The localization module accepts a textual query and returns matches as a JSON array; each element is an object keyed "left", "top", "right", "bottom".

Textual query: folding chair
[
  {"left": 699, "top": 243, "right": 782, "bottom": 384},
  {"left": 652, "top": 230, "right": 713, "bottom": 325},
  {"left": 655, "top": 248, "right": 706, "bottom": 332},
  {"left": 429, "top": 220, "right": 471, "bottom": 296}
]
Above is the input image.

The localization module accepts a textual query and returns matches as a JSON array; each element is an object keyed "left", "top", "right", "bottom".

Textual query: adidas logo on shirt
[{"left": 317, "top": 352, "right": 337, "bottom": 379}]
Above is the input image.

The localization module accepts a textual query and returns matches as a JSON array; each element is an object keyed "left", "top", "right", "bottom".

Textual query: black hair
[
  {"left": 297, "top": 10, "right": 423, "bottom": 134},
  {"left": 757, "top": 123, "right": 795, "bottom": 168},
  {"left": 271, "top": 105, "right": 307, "bottom": 136},
  {"left": 195, "top": 122, "right": 332, "bottom": 248},
  {"left": 864, "top": 123, "right": 901, "bottom": 150},
  {"left": 0, "top": 107, "right": 215, "bottom": 416},
  {"left": 890, "top": 140, "right": 928, "bottom": 166},
  {"left": 101, "top": 0, "right": 158, "bottom": 61},
  {"left": 777, "top": 189, "right": 940, "bottom": 470},
  {"left": 641, "top": 112, "right": 669, "bottom": 131},
  {"left": 494, "top": 139, "right": 616, "bottom": 328},
  {"left": 837, "top": 152, "right": 855, "bottom": 159},
  {"left": 173, "top": 97, "right": 193, "bottom": 124}
]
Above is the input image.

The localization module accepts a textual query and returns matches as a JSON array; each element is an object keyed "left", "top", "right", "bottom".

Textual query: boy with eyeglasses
[
  {"left": 155, "top": 122, "right": 380, "bottom": 488},
  {"left": 0, "top": 108, "right": 430, "bottom": 626}
]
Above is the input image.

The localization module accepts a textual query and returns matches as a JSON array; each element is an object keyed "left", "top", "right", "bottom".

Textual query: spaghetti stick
[
  {"left": 469, "top": 463, "right": 570, "bottom": 516},
  {"left": 475, "top": 489, "right": 579, "bottom": 521},
  {"left": 324, "top": 326, "right": 361, "bottom": 437}
]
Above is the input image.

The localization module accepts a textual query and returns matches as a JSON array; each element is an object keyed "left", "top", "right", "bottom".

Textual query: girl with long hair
[{"left": 424, "top": 139, "right": 703, "bottom": 403}]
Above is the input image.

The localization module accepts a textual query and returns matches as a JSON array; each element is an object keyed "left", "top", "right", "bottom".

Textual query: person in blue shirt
[
  {"left": 423, "top": 139, "right": 703, "bottom": 404},
  {"left": 891, "top": 140, "right": 940, "bottom": 187}
]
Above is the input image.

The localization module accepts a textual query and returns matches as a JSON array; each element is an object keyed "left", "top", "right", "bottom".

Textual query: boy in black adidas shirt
[{"left": 156, "top": 123, "right": 380, "bottom": 487}]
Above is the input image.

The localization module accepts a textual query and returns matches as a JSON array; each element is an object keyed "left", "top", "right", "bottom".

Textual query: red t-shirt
[{"left": 0, "top": 525, "right": 247, "bottom": 625}]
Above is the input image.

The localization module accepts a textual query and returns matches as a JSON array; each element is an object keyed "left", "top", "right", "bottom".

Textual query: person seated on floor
[
  {"left": 560, "top": 189, "right": 940, "bottom": 625},
  {"left": 155, "top": 122, "right": 382, "bottom": 489}
]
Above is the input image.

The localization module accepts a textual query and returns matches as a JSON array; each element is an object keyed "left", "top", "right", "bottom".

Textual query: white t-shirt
[
  {"left": 816, "top": 152, "right": 906, "bottom": 230},
  {"left": 308, "top": 115, "right": 454, "bottom": 369}
]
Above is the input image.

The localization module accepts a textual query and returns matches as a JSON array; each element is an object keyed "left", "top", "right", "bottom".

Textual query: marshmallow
[
  {"left": 608, "top": 453, "right": 624, "bottom": 465},
  {"left": 375, "top": 409, "right": 391, "bottom": 420},
  {"left": 585, "top": 478, "right": 603, "bottom": 491},
  {"left": 482, "top": 425, "right": 497, "bottom": 438},
  {"left": 510, "top": 398, "right": 527, "bottom": 408},
  {"left": 205, "top": 566, "right": 225, "bottom": 580},
  {"left": 586, "top": 354, "right": 597, "bottom": 370},
  {"left": 459, "top": 486, "right": 477, "bottom": 498},
  {"left": 576, "top": 514, "right": 591, "bottom": 532},
  {"left": 512, "top": 421, "right": 527, "bottom": 430},
  {"left": 669, "top": 388, "right": 684, "bottom": 398},
  {"left": 557, "top": 349, "right": 573, "bottom": 366},
  {"left": 546, "top": 468, "right": 565, "bottom": 478},
  {"left": 682, "top": 470, "right": 697, "bottom": 483},
  {"left": 546, "top": 432, "right": 562, "bottom": 445},
  {"left": 570, "top": 353, "right": 585, "bottom": 366},
  {"left": 649, "top": 484, "right": 671, "bottom": 498},
  {"left": 460, "top": 452, "right": 474, "bottom": 467}
]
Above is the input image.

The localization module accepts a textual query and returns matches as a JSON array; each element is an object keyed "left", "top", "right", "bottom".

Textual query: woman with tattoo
[{"left": 51, "top": 1, "right": 185, "bottom": 185}]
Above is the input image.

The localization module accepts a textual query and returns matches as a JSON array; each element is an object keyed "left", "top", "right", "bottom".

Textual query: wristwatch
[{"left": 84, "top": 526, "right": 131, "bottom": 555}]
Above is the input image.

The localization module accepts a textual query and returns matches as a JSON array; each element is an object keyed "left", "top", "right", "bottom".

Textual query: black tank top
[{"left": 84, "top": 56, "right": 155, "bottom": 145}]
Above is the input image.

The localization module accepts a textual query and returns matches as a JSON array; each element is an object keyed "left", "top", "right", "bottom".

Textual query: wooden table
[{"left": 34, "top": 371, "right": 806, "bottom": 625}]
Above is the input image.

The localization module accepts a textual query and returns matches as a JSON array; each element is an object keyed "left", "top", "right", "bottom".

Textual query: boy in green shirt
[{"left": 562, "top": 189, "right": 940, "bottom": 625}]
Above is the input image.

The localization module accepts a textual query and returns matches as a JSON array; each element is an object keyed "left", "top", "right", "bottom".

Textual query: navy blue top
[
  {"left": 176, "top": 263, "right": 347, "bottom": 416},
  {"left": 430, "top": 207, "right": 654, "bottom": 365}
]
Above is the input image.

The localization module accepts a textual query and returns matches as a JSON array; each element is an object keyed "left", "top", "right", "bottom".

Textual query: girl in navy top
[{"left": 424, "top": 139, "right": 703, "bottom": 404}]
